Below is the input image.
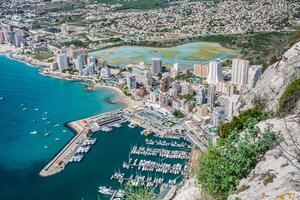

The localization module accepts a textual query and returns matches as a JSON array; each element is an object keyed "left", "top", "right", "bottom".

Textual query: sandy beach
[
  {"left": 1, "top": 44, "right": 136, "bottom": 108},
  {"left": 40, "top": 69, "right": 140, "bottom": 108},
  {"left": 0, "top": 43, "right": 18, "bottom": 54},
  {"left": 94, "top": 83, "right": 142, "bottom": 108}
]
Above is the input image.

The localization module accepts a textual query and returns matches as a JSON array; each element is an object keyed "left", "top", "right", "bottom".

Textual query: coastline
[
  {"left": 0, "top": 44, "right": 50, "bottom": 67},
  {"left": 40, "top": 69, "right": 140, "bottom": 108},
  {"left": 0, "top": 44, "right": 133, "bottom": 108}
]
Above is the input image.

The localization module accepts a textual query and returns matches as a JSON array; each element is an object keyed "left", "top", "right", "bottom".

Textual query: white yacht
[{"left": 30, "top": 131, "right": 38, "bottom": 135}]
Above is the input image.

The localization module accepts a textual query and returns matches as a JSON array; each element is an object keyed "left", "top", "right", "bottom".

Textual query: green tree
[{"left": 124, "top": 184, "right": 156, "bottom": 200}]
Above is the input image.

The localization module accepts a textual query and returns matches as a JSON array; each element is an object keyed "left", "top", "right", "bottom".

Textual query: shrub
[
  {"left": 218, "top": 107, "right": 265, "bottom": 138},
  {"left": 123, "top": 184, "right": 156, "bottom": 200},
  {"left": 197, "top": 120, "right": 278, "bottom": 200},
  {"left": 278, "top": 79, "right": 300, "bottom": 116}
]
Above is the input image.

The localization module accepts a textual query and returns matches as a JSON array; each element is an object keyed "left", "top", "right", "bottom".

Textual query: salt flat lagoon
[{"left": 90, "top": 42, "right": 239, "bottom": 67}]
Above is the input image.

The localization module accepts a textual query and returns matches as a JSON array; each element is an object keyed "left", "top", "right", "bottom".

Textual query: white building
[
  {"left": 231, "top": 59, "right": 249, "bottom": 86},
  {"left": 170, "top": 63, "right": 179, "bottom": 78},
  {"left": 57, "top": 54, "right": 68, "bottom": 72},
  {"left": 100, "top": 66, "right": 111, "bottom": 79},
  {"left": 207, "top": 60, "right": 223, "bottom": 85},
  {"left": 170, "top": 81, "right": 181, "bottom": 96},
  {"left": 87, "top": 63, "right": 95, "bottom": 77},
  {"left": 248, "top": 65, "right": 263, "bottom": 88},
  {"left": 196, "top": 87, "right": 206, "bottom": 105},
  {"left": 127, "top": 75, "right": 137, "bottom": 90},
  {"left": 159, "top": 93, "right": 169, "bottom": 107},
  {"left": 87, "top": 56, "right": 97, "bottom": 65},
  {"left": 133, "top": 64, "right": 149, "bottom": 83},
  {"left": 151, "top": 58, "right": 162, "bottom": 74},
  {"left": 181, "top": 82, "right": 192, "bottom": 95},
  {"left": 143, "top": 71, "right": 153, "bottom": 87},
  {"left": 75, "top": 54, "right": 85, "bottom": 75}
]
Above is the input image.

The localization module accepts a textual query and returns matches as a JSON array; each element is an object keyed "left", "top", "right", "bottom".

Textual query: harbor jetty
[{"left": 39, "top": 109, "right": 125, "bottom": 177}]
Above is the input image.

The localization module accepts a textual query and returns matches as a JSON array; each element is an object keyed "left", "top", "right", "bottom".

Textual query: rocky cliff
[
  {"left": 228, "top": 115, "right": 300, "bottom": 200},
  {"left": 242, "top": 41, "right": 300, "bottom": 113},
  {"left": 228, "top": 41, "right": 300, "bottom": 200}
]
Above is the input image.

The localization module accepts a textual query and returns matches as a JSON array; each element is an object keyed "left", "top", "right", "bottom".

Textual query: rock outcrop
[
  {"left": 242, "top": 42, "right": 300, "bottom": 113},
  {"left": 228, "top": 115, "right": 300, "bottom": 200}
]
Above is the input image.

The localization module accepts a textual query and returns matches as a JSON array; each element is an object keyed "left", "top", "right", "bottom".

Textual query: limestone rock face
[
  {"left": 228, "top": 115, "right": 300, "bottom": 200},
  {"left": 242, "top": 42, "right": 300, "bottom": 113}
]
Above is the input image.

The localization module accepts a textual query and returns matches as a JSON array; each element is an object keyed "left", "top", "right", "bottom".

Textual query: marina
[{"left": 38, "top": 104, "right": 203, "bottom": 198}]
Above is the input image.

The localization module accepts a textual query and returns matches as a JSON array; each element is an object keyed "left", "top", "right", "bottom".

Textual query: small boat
[
  {"left": 44, "top": 112, "right": 48, "bottom": 115},
  {"left": 42, "top": 117, "right": 47, "bottom": 120},
  {"left": 62, "top": 130, "right": 67, "bottom": 133},
  {"left": 101, "top": 127, "right": 112, "bottom": 132},
  {"left": 46, "top": 121, "right": 51, "bottom": 124},
  {"left": 140, "top": 130, "right": 145, "bottom": 135},
  {"left": 44, "top": 145, "right": 48, "bottom": 149},
  {"left": 44, "top": 133, "right": 51, "bottom": 137},
  {"left": 54, "top": 137, "right": 60, "bottom": 141},
  {"left": 0, "top": 97, "right": 4, "bottom": 100},
  {"left": 22, "top": 107, "right": 27, "bottom": 111},
  {"left": 128, "top": 123, "right": 137, "bottom": 128},
  {"left": 115, "top": 190, "right": 125, "bottom": 198},
  {"left": 54, "top": 124, "right": 60, "bottom": 127},
  {"left": 112, "top": 123, "right": 121, "bottom": 128},
  {"left": 34, "top": 108, "right": 39, "bottom": 111},
  {"left": 30, "top": 131, "right": 38, "bottom": 135},
  {"left": 20, "top": 103, "right": 25, "bottom": 106},
  {"left": 98, "top": 186, "right": 114, "bottom": 195}
]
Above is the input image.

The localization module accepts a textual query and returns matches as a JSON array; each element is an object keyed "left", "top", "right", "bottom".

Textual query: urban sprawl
[{"left": 0, "top": 0, "right": 299, "bottom": 198}]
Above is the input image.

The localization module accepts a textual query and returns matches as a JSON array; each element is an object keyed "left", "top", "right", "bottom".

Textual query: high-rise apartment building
[
  {"left": 57, "top": 54, "right": 68, "bottom": 72},
  {"left": 194, "top": 63, "right": 209, "bottom": 78},
  {"left": 231, "top": 59, "right": 250, "bottom": 85},
  {"left": 207, "top": 61, "right": 223, "bottom": 85},
  {"left": 151, "top": 58, "right": 162, "bottom": 74}
]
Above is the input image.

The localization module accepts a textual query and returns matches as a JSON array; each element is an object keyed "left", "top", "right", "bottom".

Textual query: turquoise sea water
[
  {"left": 89, "top": 42, "right": 237, "bottom": 67},
  {"left": 0, "top": 55, "right": 191, "bottom": 200},
  {"left": 0, "top": 55, "right": 146, "bottom": 200}
]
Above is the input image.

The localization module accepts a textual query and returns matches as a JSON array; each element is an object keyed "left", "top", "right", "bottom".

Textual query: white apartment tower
[
  {"left": 75, "top": 54, "right": 85, "bottom": 75},
  {"left": 207, "top": 60, "right": 223, "bottom": 85},
  {"left": 57, "top": 54, "right": 68, "bottom": 72},
  {"left": 127, "top": 75, "right": 137, "bottom": 90},
  {"left": 170, "top": 63, "right": 179, "bottom": 78},
  {"left": 231, "top": 59, "right": 250, "bottom": 85}
]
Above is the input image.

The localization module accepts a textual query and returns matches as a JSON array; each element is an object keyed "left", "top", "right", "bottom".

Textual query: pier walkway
[
  {"left": 39, "top": 128, "right": 90, "bottom": 177},
  {"left": 39, "top": 109, "right": 125, "bottom": 177}
]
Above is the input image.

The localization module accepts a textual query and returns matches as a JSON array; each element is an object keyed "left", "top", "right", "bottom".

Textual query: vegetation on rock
[
  {"left": 197, "top": 117, "right": 278, "bottom": 200},
  {"left": 218, "top": 107, "right": 266, "bottom": 138},
  {"left": 123, "top": 184, "right": 156, "bottom": 200},
  {"left": 278, "top": 78, "right": 300, "bottom": 116}
]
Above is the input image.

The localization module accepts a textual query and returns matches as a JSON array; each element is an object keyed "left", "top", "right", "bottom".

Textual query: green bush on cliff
[
  {"left": 123, "top": 184, "right": 156, "bottom": 200},
  {"left": 197, "top": 118, "right": 278, "bottom": 200},
  {"left": 278, "top": 78, "right": 300, "bottom": 116},
  {"left": 218, "top": 107, "right": 265, "bottom": 138}
]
